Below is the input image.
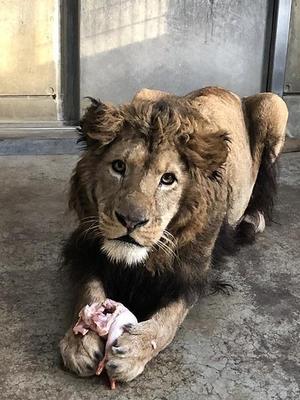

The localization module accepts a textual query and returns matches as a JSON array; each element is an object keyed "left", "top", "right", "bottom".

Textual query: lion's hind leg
[
  {"left": 236, "top": 144, "right": 277, "bottom": 244},
  {"left": 236, "top": 93, "right": 288, "bottom": 244}
]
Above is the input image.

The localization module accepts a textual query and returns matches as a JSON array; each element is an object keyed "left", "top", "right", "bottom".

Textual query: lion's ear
[
  {"left": 80, "top": 98, "right": 124, "bottom": 146},
  {"left": 198, "top": 131, "right": 230, "bottom": 172},
  {"left": 177, "top": 130, "right": 230, "bottom": 175}
]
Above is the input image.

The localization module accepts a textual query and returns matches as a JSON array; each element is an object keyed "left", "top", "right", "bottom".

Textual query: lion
[{"left": 59, "top": 87, "right": 288, "bottom": 383}]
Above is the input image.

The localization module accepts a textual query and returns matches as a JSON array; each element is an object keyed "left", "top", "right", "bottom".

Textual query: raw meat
[{"left": 73, "top": 299, "right": 138, "bottom": 389}]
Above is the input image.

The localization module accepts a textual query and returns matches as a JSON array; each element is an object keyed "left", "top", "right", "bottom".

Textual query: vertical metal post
[
  {"left": 267, "top": 0, "right": 292, "bottom": 96},
  {"left": 60, "top": 0, "right": 80, "bottom": 124}
]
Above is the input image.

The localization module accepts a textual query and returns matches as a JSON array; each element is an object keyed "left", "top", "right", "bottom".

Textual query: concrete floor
[{"left": 0, "top": 153, "right": 299, "bottom": 400}]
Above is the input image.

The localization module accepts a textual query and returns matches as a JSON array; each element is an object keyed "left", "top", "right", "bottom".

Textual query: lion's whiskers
[
  {"left": 80, "top": 215, "right": 99, "bottom": 223},
  {"left": 155, "top": 241, "right": 170, "bottom": 257},
  {"left": 161, "top": 234, "right": 175, "bottom": 248},
  {"left": 163, "top": 229, "right": 175, "bottom": 241},
  {"left": 157, "top": 243, "right": 175, "bottom": 260},
  {"left": 81, "top": 225, "right": 99, "bottom": 240},
  {"left": 156, "top": 238, "right": 178, "bottom": 260},
  {"left": 79, "top": 213, "right": 116, "bottom": 242},
  {"left": 79, "top": 220, "right": 105, "bottom": 241}
]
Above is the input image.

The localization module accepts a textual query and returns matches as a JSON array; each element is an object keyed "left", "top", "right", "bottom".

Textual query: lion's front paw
[
  {"left": 106, "top": 320, "right": 158, "bottom": 382},
  {"left": 60, "top": 327, "right": 105, "bottom": 377}
]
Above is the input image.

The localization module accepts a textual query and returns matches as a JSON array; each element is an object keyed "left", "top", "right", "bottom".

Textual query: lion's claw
[{"left": 106, "top": 321, "right": 157, "bottom": 382}]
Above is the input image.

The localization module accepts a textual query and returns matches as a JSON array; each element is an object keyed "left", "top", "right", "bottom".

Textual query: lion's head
[{"left": 70, "top": 93, "right": 229, "bottom": 267}]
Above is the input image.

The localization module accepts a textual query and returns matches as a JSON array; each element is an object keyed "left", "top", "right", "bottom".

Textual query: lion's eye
[
  {"left": 160, "top": 173, "right": 177, "bottom": 186},
  {"left": 112, "top": 160, "right": 126, "bottom": 175}
]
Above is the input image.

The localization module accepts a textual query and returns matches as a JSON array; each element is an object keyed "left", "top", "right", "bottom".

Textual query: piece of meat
[{"left": 73, "top": 299, "right": 138, "bottom": 389}]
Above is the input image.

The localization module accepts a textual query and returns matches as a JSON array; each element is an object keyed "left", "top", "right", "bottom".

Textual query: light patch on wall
[
  {"left": 81, "top": 0, "right": 169, "bottom": 56},
  {"left": 0, "top": 0, "right": 57, "bottom": 95},
  {"left": 0, "top": 0, "right": 59, "bottom": 121}
]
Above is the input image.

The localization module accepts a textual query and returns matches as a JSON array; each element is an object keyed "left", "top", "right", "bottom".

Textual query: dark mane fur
[{"left": 62, "top": 228, "right": 209, "bottom": 321}]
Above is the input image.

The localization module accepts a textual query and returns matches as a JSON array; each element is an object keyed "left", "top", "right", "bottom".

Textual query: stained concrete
[{"left": 0, "top": 153, "right": 299, "bottom": 400}]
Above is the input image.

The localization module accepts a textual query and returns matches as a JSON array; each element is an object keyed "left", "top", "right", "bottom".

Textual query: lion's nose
[{"left": 115, "top": 211, "right": 149, "bottom": 231}]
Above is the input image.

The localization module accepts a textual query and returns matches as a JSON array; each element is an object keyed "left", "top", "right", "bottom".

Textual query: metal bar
[
  {"left": 267, "top": 0, "right": 292, "bottom": 96},
  {"left": 60, "top": 0, "right": 80, "bottom": 124},
  {"left": 283, "top": 91, "right": 300, "bottom": 95},
  {"left": 262, "top": 0, "right": 276, "bottom": 91},
  {"left": 0, "top": 94, "right": 54, "bottom": 98}
]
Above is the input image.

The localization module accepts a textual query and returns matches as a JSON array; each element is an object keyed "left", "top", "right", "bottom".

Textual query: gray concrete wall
[
  {"left": 284, "top": 0, "right": 300, "bottom": 138},
  {"left": 285, "top": 95, "right": 300, "bottom": 138},
  {"left": 80, "top": 0, "right": 270, "bottom": 106}
]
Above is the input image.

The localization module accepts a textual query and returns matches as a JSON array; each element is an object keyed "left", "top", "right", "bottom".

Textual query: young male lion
[{"left": 60, "top": 87, "right": 288, "bottom": 382}]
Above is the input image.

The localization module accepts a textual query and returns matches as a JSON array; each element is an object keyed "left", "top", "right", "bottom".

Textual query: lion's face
[
  {"left": 71, "top": 96, "right": 229, "bottom": 267},
  {"left": 94, "top": 134, "right": 188, "bottom": 265}
]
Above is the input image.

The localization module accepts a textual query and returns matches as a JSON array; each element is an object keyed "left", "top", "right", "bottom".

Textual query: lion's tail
[{"left": 236, "top": 143, "right": 278, "bottom": 244}]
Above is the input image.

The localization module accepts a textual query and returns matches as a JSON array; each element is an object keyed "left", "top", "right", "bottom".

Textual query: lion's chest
[{"left": 97, "top": 259, "right": 186, "bottom": 321}]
